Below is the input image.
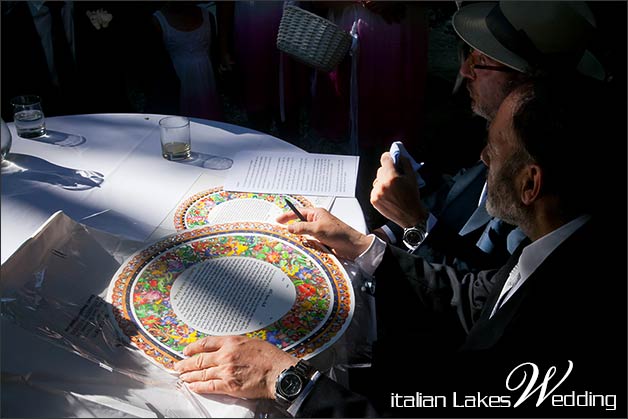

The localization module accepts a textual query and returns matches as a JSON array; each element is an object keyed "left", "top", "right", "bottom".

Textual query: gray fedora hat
[{"left": 452, "top": 1, "right": 605, "bottom": 79}]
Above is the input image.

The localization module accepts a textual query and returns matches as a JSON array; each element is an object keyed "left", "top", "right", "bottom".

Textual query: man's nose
[{"left": 459, "top": 56, "right": 475, "bottom": 80}]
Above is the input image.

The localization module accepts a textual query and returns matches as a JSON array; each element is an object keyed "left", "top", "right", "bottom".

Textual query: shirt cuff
[
  {"left": 379, "top": 224, "right": 397, "bottom": 244},
  {"left": 354, "top": 234, "right": 387, "bottom": 277},
  {"left": 426, "top": 212, "right": 438, "bottom": 233}
]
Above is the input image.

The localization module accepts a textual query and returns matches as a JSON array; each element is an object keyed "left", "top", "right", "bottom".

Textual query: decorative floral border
[
  {"left": 173, "top": 187, "right": 312, "bottom": 230},
  {"left": 107, "top": 222, "right": 353, "bottom": 371}
]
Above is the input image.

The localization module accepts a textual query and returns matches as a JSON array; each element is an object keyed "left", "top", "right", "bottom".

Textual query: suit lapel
[
  {"left": 437, "top": 163, "right": 488, "bottom": 233},
  {"left": 463, "top": 222, "right": 592, "bottom": 351},
  {"left": 443, "top": 162, "right": 486, "bottom": 208},
  {"left": 462, "top": 243, "right": 526, "bottom": 350}
]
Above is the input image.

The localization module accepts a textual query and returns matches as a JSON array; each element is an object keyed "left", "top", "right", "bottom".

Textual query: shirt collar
[{"left": 518, "top": 214, "right": 591, "bottom": 281}]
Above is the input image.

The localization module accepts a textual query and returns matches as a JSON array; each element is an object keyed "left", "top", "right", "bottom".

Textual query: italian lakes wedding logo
[{"left": 390, "top": 361, "right": 617, "bottom": 412}]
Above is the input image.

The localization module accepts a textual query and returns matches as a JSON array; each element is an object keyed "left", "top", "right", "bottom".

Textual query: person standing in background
[
  {"left": 152, "top": 1, "right": 222, "bottom": 120},
  {"left": 308, "top": 1, "right": 429, "bottom": 230},
  {"left": 1, "top": 1, "right": 78, "bottom": 119},
  {"left": 1, "top": 1, "right": 137, "bottom": 120},
  {"left": 216, "top": 1, "right": 307, "bottom": 141}
]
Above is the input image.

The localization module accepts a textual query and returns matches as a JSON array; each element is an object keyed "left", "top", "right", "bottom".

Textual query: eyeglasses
[{"left": 461, "top": 45, "right": 517, "bottom": 77}]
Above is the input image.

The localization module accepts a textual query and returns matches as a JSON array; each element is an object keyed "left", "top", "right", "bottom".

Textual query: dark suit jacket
[{"left": 297, "top": 218, "right": 627, "bottom": 417}]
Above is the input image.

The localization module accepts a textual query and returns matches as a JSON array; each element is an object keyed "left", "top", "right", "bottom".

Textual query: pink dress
[
  {"left": 232, "top": 1, "right": 308, "bottom": 118},
  {"left": 310, "top": 2, "right": 429, "bottom": 155}
]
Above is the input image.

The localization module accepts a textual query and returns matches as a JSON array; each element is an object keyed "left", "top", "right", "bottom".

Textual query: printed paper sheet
[{"left": 224, "top": 152, "right": 359, "bottom": 197}]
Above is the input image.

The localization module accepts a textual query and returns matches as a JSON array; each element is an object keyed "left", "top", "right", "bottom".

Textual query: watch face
[
  {"left": 279, "top": 372, "right": 303, "bottom": 398},
  {"left": 404, "top": 229, "right": 424, "bottom": 246}
]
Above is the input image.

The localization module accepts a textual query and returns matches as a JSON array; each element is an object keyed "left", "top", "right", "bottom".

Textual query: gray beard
[
  {"left": 486, "top": 186, "right": 533, "bottom": 234},
  {"left": 473, "top": 102, "right": 496, "bottom": 122}
]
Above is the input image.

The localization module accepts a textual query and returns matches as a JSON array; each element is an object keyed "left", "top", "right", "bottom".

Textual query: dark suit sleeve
[
  {"left": 375, "top": 245, "right": 498, "bottom": 340},
  {"left": 297, "top": 375, "right": 378, "bottom": 418},
  {"left": 294, "top": 246, "right": 494, "bottom": 417},
  {"left": 415, "top": 218, "right": 510, "bottom": 271},
  {"left": 383, "top": 206, "right": 498, "bottom": 272}
]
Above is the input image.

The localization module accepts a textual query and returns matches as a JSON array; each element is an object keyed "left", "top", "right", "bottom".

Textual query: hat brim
[
  {"left": 452, "top": 2, "right": 530, "bottom": 73},
  {"left": 452, "top": 2, "right": 606, "bottom": 79}
]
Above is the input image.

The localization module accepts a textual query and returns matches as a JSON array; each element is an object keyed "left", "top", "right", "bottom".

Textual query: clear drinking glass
[
  {"left": 1, "top": 118, "right": 12, "bottom": 162},
  {"left": 159, "top": 116, "right": 192, "bottom": 161},
  {"left": 11, "top": 95, "right": 47, "bottom": 138}
]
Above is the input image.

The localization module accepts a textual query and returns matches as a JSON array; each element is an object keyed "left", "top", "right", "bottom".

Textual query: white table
[
  {"left": 0, "top": 114, "right": 371, "bottom": 418},
  {"left": 1, "top": 114, "right": 367, "bottom": 264}
]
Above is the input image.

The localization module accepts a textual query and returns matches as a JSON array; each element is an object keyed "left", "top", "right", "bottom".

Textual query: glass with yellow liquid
[{"left": 159, "top": 116, "right": 191, "bottom": 161}]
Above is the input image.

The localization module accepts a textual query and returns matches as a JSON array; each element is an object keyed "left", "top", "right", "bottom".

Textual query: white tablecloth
[
  {"left": 1, "top": 114, "right": 367, "bottom": 264},
  {"left": 0, "top": 114, "right": 371, "bottom": 418}
]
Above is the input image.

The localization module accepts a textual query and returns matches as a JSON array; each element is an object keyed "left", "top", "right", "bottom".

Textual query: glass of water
[{"left": 11, "top": 95, "right": 46, "bottom": 139}]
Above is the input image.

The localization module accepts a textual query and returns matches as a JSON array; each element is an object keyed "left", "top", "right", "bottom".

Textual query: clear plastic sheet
[
  {"left": 1, "top": 211, "right": 255, "bottom": 418},
  {"left": 306, "top": 258, "right": 376, "bottom": 386},
  {"left": 1, "top": 210, "right": 375, "bottom": 417}
]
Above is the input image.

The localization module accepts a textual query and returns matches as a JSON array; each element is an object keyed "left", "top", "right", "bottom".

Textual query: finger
[
  {"left": 380, "top": 151, "right": 393, "bottom": 166},
  {"left": 276, "top": 211, "right": 298, "bottom": 224},
  {"left": 180, "top": 366, "right": 221, "bottom": 384},
  {"left": 299, "top": 207, "right": 319, "bottom": 221},
  {"left": 175, "top": 352, "right": 218, "bottom": 373},
  {"left": 183, "top": 336, "right": 223, "bottom": 356},
  {"left": 370, "top": 187, "right": 379, "bottom": 206},
  {"left": 380, "top": 153, "right": 397, "bottom": 173},
  {"left": 375, "top": 164, "right": 384, "bottom": 179},
  {"left": 287, "top": 220, "right": 314, "bottom": 236},
  {"left": 187, "top": 379, "right": 230, "bottom": 395}
]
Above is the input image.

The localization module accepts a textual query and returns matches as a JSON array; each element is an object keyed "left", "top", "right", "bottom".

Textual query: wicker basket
[{"left": 277, "top": 5, "right": 352, "bottom": 73}]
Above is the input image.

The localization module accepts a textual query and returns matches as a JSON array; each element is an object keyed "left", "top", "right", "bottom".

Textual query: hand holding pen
[
  {"left": 284, "top": 198, "right": 307, "bottom": 221},
  {"left": 277, "top": 205, "right": 373, "bottom": 260}
]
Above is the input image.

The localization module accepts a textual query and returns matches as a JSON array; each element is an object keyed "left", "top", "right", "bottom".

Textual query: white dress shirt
[{"left": 489, "top": 214, "right": 591, "bottom": 318}]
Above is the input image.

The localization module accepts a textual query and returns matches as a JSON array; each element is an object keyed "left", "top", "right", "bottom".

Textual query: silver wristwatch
[
  {"left": 275, "top": 360, "right": 316, "bottom": 407},
  {"left": 402, "top": 223, "right": 427, "bottom": 250}
]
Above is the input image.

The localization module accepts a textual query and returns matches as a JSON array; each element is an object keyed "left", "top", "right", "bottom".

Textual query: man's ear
[{"left": 521, "top": 164, "right": 542, "bottom": 205}]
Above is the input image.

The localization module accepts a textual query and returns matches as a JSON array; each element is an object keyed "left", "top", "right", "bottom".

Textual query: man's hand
[
  {"left": 276, "top": 207, "right": 373, "bottom": 260},
  {"left": 175, "top": 336, "right": 297, "bottom": 399},
  {"left": 370, "top": 152, "right": 428, "bottom": 228}
]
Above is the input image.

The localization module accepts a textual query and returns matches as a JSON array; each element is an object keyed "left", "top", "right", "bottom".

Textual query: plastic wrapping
[
  {"left": 1, "top": 210, "right": 375, "bottom": 417},
  {"left": 1, "top": 211, "right": 255, "bottom": 418}
]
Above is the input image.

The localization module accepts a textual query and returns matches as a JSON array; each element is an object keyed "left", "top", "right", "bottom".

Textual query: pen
[{"left": 284, "top": 198, "right": 307, "bottom": 221}]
